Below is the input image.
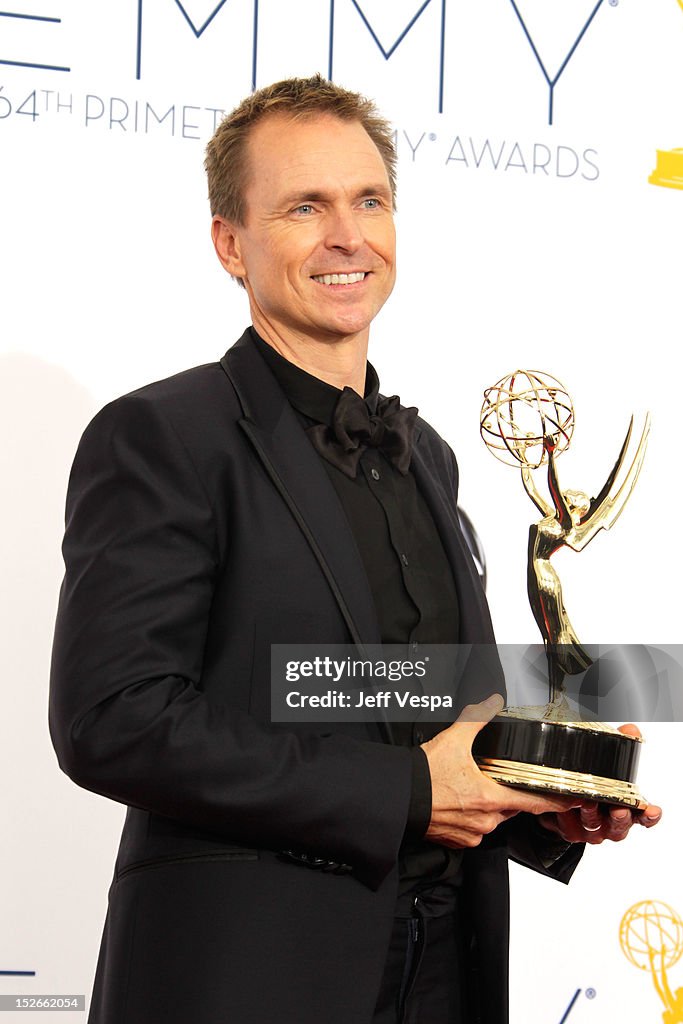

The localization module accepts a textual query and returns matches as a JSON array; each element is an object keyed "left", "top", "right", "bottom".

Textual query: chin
[
  {"left": 325, "top": 322, "right": 373, "bottom": 341},
  {"left": 328, "top": 307, "right": 382, "bottom": 335}
]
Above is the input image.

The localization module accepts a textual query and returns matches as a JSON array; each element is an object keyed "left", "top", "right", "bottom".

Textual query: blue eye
[
  {"left": 362, "top": 198, "right": 380, "bottom": 209},
  {"left": 295, "top": 204, "right": 314, "bottom": 215}
]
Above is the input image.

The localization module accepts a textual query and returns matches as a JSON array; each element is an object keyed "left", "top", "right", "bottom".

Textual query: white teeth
[{"left": 312, "top": 272, "right": 366, "bottom": 285}]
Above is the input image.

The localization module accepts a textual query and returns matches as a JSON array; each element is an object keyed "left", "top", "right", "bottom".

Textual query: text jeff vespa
[{"left": 285, "top": 689, "right": 452, "bottom": 711}]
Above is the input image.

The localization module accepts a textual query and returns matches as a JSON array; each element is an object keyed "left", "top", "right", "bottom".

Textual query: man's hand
[
  {"left": 420, "top": 694, "right": 584, "bottom": 849},
  {"left": 536, "top": 723, "right": 663, "bottom": 845}
]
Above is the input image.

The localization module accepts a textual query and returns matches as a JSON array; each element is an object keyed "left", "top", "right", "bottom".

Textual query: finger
[
  {"left": 502, "top": 787, "right": 584, "bottom": 817},
  {"left": 617, "top": 723, "right": 642, "bottom": 739},
  {"left": 579, "top": 802, "right": 603, "bottom": 832},
  {"left": 602, "top": 807, "right": 632, "bottom": 841},
  {"left": 636, "top": 804, "right": 663, "bottom": 828},
  {"left": 538, "top": 809, "right": 591, "bottom": 844}
]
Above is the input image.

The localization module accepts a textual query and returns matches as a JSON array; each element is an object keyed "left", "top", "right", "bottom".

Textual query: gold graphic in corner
[
  {"left": 620, "top": 901, "right": 683, "bottom": 1023},
  {"left": 649, "top": 1, "right": 683, "bottom": 189},
  {"left": 649, "top": 150, "right": 683, "bottom": 190}
]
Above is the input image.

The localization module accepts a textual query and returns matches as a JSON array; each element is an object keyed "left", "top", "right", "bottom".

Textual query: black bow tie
[{"left": 306, "top": 387, "right": 418, "bottom": 478}]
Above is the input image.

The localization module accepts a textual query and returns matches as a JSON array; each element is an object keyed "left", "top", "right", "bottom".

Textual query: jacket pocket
[{"left": 115, "top": 848, "right": 259, "bottom": 881}]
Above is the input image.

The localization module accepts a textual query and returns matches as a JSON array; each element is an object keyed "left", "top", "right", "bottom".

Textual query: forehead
[{"left": 243, "top": 113, "right": 390, "bottom": 204}]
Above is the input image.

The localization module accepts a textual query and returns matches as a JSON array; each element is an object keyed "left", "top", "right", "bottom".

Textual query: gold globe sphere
[
  {"left": 480, "top": 369, "right": 574, "bottom": 469},
  {"left": 620, "top": 901, "right": 683, "bottom": 973}
]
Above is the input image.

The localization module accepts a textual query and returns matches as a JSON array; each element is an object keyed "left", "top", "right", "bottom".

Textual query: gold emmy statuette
[
  {"left": 649, "top": 1, "right": 683, "bottom": 190},
  {"left": 620, "top": 901, "right": 683, "bottom": 1024},
  {"left": 472, "top": 370, "right": 650, "bottom": 809}
]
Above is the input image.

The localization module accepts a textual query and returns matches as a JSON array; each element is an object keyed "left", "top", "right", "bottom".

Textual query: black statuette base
[{"left": 472, "top": 714, "right": 646, "bottom": 810}]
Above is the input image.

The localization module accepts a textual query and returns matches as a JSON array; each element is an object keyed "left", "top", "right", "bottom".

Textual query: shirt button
[
  {"left": 371, "top": 468, "right": 380, "bottom": 481},
  {"left": 415, "top": 728, "right": 425, "bottom": 744},
  {"left": 400, "top": 553, "right": 409, "bottom": 567},
  {"left": 411, "top": 641, "right": 419, "bottom": 654}
]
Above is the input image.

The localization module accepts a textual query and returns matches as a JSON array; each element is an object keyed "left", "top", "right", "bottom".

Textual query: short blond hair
[{"left": 205, "top": 74, "right": 397, "bottom": 224}]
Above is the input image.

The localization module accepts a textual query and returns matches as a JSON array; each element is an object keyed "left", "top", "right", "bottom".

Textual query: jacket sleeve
[
  {"left": 503, "top": 813, "right": 585, "bottom": 882},
  {"left": 48, "top": 394, "right": 413, "bottom": 889}
]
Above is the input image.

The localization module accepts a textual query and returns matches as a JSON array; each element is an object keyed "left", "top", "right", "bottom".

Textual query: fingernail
[{"left": 613, "top": 810, "right": 629, "bottom": 821}]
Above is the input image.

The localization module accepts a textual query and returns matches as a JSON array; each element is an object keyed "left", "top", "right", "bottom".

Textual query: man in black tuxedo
[{"left": 49, "top": 75, "right": 661, "bottom": 1024}]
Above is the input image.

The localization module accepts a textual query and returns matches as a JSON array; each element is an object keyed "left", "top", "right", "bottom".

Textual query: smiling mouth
[{"left": 310, "top": 272, "right": 367, "bottom": 286}]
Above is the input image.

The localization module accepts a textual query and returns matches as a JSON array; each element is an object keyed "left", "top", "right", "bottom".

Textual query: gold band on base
[{"left": 477, "top": 757, "right": 648, "bottom": 810}]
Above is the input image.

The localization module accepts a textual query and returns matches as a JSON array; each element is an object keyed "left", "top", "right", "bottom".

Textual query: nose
[{"left": 324, "top": 205, "right": 363, "bottom": 253}]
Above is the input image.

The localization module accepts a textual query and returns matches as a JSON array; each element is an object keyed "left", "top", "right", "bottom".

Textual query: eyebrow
[{"left": 280, "top": 184, "right": 393, "bottom": 206}]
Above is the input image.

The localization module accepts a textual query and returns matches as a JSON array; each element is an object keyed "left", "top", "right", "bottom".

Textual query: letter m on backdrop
[
  {"left": 136, "top": 0, "right": 259, "bottom": 85},
  {"left": 328, "top": 0, "right": 447, "bottom": 113}
]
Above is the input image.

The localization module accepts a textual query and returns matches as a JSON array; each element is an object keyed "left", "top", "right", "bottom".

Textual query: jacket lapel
[
  {"left": 410, "top": 432, "right": 496, "bottom": 645},
  {"left": 220, "top": 331, "right": 382, "bottom": 650}
]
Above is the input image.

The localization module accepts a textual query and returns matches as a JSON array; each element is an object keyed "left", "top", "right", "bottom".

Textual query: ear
[{"left": 211, "top": 216, "right": 247, "bottom": 280}]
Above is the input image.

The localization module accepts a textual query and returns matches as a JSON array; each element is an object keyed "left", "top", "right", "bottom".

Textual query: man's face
[{"left": 215, "top": 113, "right": 396, "bottom": 347}]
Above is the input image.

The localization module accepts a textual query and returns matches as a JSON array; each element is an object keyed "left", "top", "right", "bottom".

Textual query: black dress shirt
[{"left": 250, "top": 330, "right": 469, "bottom": 906}]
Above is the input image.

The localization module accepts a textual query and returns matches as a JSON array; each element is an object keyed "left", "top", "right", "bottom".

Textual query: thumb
[{"left": 454, "top": 693, "right": 505, "bottom": 741}]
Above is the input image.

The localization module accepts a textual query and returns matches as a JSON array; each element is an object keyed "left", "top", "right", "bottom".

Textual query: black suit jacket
[{"left": 49, "top": 330, "right": 582, "bottom": 1024}]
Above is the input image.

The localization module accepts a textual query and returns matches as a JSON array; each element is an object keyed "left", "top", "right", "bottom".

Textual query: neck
[{"left": 250, "top": 316, "right": 369, "bottom": 396}]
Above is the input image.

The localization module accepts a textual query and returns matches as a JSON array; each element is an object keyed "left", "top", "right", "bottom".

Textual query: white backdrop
[{"left": 2, "top": 2, "right": 681, "bottom": 1021}]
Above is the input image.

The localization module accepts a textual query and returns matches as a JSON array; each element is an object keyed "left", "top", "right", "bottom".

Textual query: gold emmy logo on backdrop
[
  {"left": 473, "top": 370, "right": 650, "bottom": 808},
  {"left": 620, "top": 901, "right": 683, "bottom": 1023},
  {"left": 649, "top": 0, "right": 683, "bottom": 190}
]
